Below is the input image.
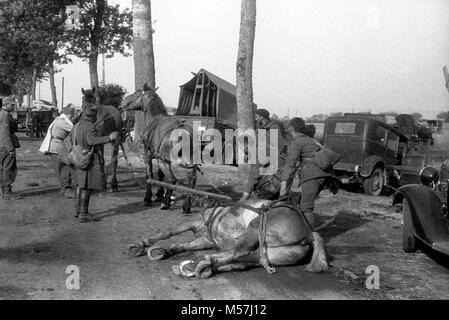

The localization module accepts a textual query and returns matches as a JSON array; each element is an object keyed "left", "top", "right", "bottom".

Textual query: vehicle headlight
[{"left": 419, "top": 166, "right": 439, "bottom": 187}]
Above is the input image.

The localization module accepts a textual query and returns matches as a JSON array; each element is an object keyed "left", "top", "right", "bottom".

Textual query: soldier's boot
[
  {"left": 304, "top": 211, "right": 316, "bottom": 230},
  {"left": 73, "top": 187, "right": 81, "bottom": 218},
  {"left": 78, "top": 189, "right": 99, "bottom": 223},
  {"left": 2, "top": 186, "right": 22, "bottom": 200}
]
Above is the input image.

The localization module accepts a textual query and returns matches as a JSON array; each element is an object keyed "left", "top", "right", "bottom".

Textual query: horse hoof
[
  {"left": 195, "top": 260, "right": 213, "bottom": 279},
  {"left": 147, "top": 245, "right": 167, "bottom": 261},
  {"left": 128, "top": 243, "right": 147, "bottom": 257},
  {"left": 160, "top": 203, "right": 170, "bottom": 210}
]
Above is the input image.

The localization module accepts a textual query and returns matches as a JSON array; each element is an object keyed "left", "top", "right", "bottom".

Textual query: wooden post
[
  {"left": 146, "top": 178, "right": 232, "bottom": 201},
  {"left": 61, "top": 76, "right": 65, "bottom": 111}
]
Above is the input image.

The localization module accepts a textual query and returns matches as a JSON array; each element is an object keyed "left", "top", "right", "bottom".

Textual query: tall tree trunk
[
  {"left": 236, "top": 0, "right": 256, "bottom": 176},
  {"left": 89, "top": 0, "right": 106, "bottom": 102},
  {"left": 48, "top": 62, "right": 58, "bottom": 110},
  {"left": 89, "top": 51, "right": 99, "bottom": 91},
  {"left": 31, "top": 68, "right": 37, "bottom": 101},
  {"left": 132, "top": 0, "right": 156, "bottom": 146}
]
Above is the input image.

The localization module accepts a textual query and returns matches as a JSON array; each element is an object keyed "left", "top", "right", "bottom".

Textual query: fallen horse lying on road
[{"left": 128, "top": 199, "right": 328, "bottom": 278}]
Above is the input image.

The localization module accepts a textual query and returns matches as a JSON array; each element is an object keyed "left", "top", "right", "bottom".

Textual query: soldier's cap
[{"left": 255, "top": 108, "right": 270, "bottom": 119}]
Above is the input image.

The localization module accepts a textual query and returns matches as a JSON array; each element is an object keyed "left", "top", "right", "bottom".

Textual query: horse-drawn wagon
[
  {"left": 13, "top": 100, "right": 57, "bottom": 137},
  {"left": 175, "top": 69, "right": 241, "bottom": 135}
]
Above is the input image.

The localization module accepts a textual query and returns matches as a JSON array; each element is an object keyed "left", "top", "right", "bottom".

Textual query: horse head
[
  {"left": 120, "top": 83, "right": 166, "bottom": 117},
  {"left": 81, "top": 87, "right": 97, "bottom": 110}
]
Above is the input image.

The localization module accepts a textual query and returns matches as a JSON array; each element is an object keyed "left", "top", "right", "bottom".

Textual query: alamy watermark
[
  {"left": 365, "top": 265, "right": 380, "bottom": 290},
  {"left": 169, "top": 121, "right": 279, "bottom": 175},
  {"left": 65, "top": 265, "right": 80, "bottom": 290}
]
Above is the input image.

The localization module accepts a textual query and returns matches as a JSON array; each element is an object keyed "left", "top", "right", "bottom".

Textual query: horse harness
[{"left": 204, "top": 200, "right": 312, "bottom": 274}]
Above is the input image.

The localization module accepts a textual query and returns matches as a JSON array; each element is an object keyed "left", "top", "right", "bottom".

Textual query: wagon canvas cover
[{"left": 176, "top": 69, "right": 237, "bottom": 128}]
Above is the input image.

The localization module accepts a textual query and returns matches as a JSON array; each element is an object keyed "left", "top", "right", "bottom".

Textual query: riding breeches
[{"left": 0, "top": 147, "right": 17, "bottom": 188}]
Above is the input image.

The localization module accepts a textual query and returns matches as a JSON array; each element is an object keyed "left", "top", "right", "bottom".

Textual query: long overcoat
[{"left": 71, "top": 115, "right": 110, "bottom": 191}]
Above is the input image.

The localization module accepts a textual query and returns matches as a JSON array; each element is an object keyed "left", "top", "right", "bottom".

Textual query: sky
[{"left": 38, "top": 0, "right": 449, "bottom": 119}]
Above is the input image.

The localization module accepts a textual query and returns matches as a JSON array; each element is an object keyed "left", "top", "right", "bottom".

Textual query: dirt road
[{"left": 1, "top": 135, "right": 448, "bottom": 300}]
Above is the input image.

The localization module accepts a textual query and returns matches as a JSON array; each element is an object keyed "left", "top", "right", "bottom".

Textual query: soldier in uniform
[
  {"left": 240, "top": 108, "right": 287, "bottom": 201},
  {"left": 0, "top": 84, "right": 21, "bottom": 200},
  {"left": 40, "top": 106, "right": 76, "bottom": 198},
  {"left": 72, "top": 103, "right": 119, "bottom": 223},
  {"left": 279, "top": 117, "right": 332, "bottom": 229}
]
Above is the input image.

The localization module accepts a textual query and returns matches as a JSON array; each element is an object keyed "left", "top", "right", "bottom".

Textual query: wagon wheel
[
  {"left": 402, "top": 200, "right": 418, "bottom": 253},
  {"left": 195, "top": 260, "right": 213, "bottom": 279},
  {"left": 363, "top": 166, "right": 384, "bottom": 196}
]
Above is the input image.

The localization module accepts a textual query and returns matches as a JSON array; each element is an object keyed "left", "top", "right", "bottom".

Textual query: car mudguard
[
  {"left": 393, "top": 184, "right": 449, "bottom": 255},
  {"left": 360, "top": 156, "right": 384, "bottom": 178}
]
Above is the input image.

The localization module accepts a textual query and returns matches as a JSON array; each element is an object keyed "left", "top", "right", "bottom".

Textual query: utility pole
[
  {"left": 61, "top": 77, "right": 65, "bottom": 111},
  {"left": 101, "top": 53, "right": 106, "bottom": 85}
]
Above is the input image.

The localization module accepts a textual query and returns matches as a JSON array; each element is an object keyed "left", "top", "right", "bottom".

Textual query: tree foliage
[
  {"left": 98, "top": 83, "right": 126, "bottom": 108},
  {"left": 0, "top": 0, "right": 71, "bottom": 87},
  {"left": 65, "top": 1, "right": 132, "bottom": 60}
]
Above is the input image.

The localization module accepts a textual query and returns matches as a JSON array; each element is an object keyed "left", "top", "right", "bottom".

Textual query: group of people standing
[
  {"left": 2, "top": 82, "right": 333, "bottom": 229},
  {"left": 39, "top": 92, "right": 119, "bottom": 223},
  {"left": 1, "top": 83, "right": 119, "bottom": 223}
]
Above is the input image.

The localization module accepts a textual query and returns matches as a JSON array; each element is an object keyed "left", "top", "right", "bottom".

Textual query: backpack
[
  {"left": 311, "top": 140, "right": 341, "bottom": 170},
  {"left": 58, "top": 123, "right": 93, "bottom": 170}
]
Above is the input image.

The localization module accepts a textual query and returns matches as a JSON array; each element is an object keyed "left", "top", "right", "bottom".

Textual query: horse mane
[{"left": 144, "top": 90, "right": 168, "bottom": 116}]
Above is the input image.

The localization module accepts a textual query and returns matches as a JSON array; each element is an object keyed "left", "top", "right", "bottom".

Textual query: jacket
[
  {"left": 0, "top": 108, "right": 19, "bottom": 151},
  {"left": 71, "top": 114, "right": 111, "bottom": 191},
  {"left": 280, "top": 133, "right": 329, "bottom": 183}
]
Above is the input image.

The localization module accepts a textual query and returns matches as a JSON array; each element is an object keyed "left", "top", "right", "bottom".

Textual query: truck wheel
[
  {"left": 363, "top": 166, "right": 384, "bottom": 196},
  {"left": 402, "top": 200, "right": 417, "bottom": 253}
]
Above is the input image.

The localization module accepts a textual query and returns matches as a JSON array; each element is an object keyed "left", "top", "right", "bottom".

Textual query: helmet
[{"left": 419, "top": 166, "right": 439, "bottom": 187}]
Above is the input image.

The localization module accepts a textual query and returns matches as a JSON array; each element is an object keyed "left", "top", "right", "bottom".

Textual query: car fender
[
  {"left": 360, "top": 156, "right": 384, "bottom": 178},
  {"left": 393, "top": 184, "right": 449, "bottom": 248}
]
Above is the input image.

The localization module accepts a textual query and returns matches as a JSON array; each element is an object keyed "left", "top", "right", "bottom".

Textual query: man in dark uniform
[
  {"left": 0, "top": 84, "right": 21, "bottom": 200},
  {"left": 279, "top": 117, "right": 331, "bottom": 229},
  {"left": 72, "top": 103, "right": 118, "bottom": 223},
  {"left": 240, "top": 108, "right": 287, "bottom": 201}
]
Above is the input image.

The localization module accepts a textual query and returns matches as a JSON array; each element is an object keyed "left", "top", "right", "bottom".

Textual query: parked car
[
  {"left": 393, "top": 166, "right": 449, "bottom": 256},
  {"left": 323, "top": 115, "right": 410, "bottom": 196}
]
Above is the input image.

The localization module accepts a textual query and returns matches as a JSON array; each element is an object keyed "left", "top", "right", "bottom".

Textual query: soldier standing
[
  {"left": 72, "top": 103, "right": 118, "bottom": 223},
  {"left": 0, "top": 84, "right": 21, "bottom": 200},
  {"left": 279, "top": 117, "right": 332, "bottom": 229},
  {"left": 240, "top": 108, "right": 287, "bottom": 201},
  {"left": 40, "top": 106, "right": 76, "bottom": 198}
]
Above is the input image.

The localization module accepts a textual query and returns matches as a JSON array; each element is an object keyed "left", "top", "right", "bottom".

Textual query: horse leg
[
  {"left": 155, "top": 169, "right": 165, "bottom": 202},
  {"left": 196, "top": 227, "right": 259, "bottom": 278},
  {"left": 110, "top": 143, "right": 119, "bottom": 192},
  {"left": 149, "top": 236, "right": 216, "bottom": 261},
  {"left": 144, "top": 157, "right": 153, "bottom": 206},
  {"left": 128, "top": 215, "right": 206, "bottom": 257},
  {"left": 159, "top": 161, "right": 176, "bottom": 210},
  {"left": 181, "top": 166, "right": 198, "bottom": 215}
]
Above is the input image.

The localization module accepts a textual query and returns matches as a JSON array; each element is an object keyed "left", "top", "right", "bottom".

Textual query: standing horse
[
  {"left": 128, "top": 199, "right": 328, "bottom": 278},
  {"left": 81, "top": 88, "right": 124, "bottom": 192},
  {"left": 120, "top": 84, "right": 199, "bottom": 215}
]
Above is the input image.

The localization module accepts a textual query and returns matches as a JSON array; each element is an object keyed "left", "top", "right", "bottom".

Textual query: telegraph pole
[{"left": 61, "top": 77, "right": 65, "bottom": 111}]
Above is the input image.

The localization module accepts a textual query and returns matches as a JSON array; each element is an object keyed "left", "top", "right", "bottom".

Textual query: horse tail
[{"left": 305, "top": 232, "right": 329, "bottom": 273}]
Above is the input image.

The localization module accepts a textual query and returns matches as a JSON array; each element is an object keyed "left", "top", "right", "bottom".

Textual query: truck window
[
  {"left": 335, "top": 122, "right": 356, "bottom": 134},
  {"left": 387, "top": 131, "right": 399, "bottom": 151},
  {"left": 374, "top": 126, "right": 387, "bottom": 146}
]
